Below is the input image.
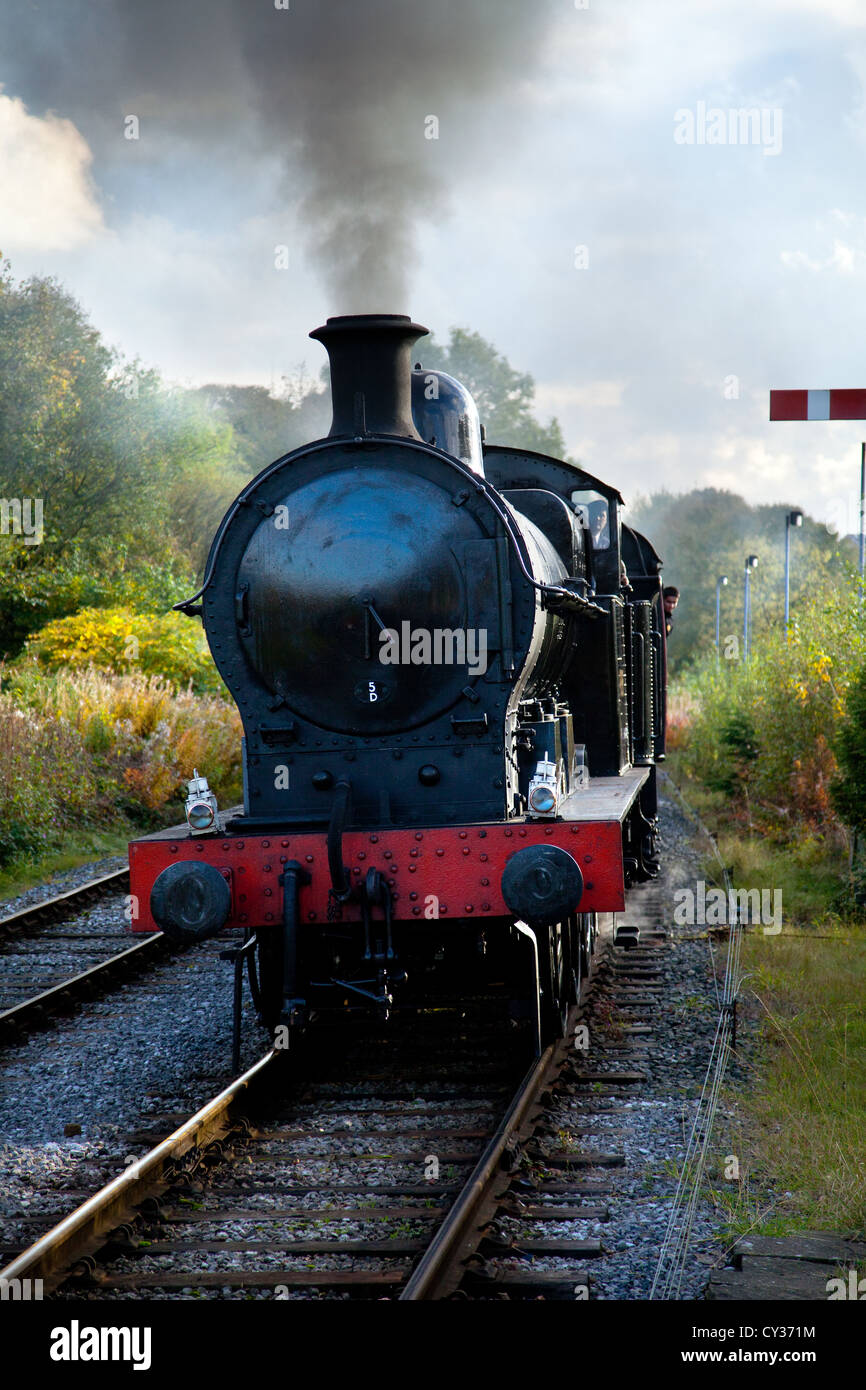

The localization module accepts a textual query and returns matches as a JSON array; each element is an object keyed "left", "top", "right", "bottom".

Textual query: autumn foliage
[
  {"left": 0, "top": 667, "right": 241, "bottom": 865},
  {"left": 675, "top": 579, "right": 866, "bottom": 836}
]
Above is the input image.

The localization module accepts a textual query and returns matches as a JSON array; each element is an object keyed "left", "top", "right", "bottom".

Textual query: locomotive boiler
[{"left": 128, "top": 313, "right": 666, "bottom": 1046}]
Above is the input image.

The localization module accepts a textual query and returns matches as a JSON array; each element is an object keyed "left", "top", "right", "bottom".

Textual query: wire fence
[{"left": 649, "top": 771, "right": 744, "bottom": 1300}]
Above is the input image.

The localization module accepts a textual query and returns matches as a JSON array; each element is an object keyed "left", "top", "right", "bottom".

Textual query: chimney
[{"left": 309, "top": 313, "right": 428, "bottom": 440}]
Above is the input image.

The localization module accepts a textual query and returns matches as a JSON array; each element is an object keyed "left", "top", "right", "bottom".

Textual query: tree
[
  {"left": 417, "top": 327, "right": 568, "bottom": 458},
  {"left": 195, "top": 327, "right": 569, "bottom": 468},
  {"left": 192, "top": 379, "right": 330, "bottom": 474},
  {"left": 628, "top": 488, "right": 855, "bottom": 670},
  {"left": 0, "top": 261, "right": 244, "bottom": 653}
]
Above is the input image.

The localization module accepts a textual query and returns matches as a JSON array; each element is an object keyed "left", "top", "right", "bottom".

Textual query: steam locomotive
[{"left": 128, "top": 314, "right": 666, "bottom": 1046}]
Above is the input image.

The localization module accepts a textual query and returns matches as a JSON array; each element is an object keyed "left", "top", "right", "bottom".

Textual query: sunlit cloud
[{"left": 0, "top": 92, "right": 103, "bottom": 251}]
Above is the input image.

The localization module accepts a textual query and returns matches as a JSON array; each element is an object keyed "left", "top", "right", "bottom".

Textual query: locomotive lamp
[
  {"left": 185, "top": 770, "right": 221, "bottom": 835},
  {"left": 527, "top": 756, "right": 560, "bottom": 818}
]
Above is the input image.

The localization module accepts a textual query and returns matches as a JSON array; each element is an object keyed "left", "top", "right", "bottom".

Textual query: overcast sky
[{"left": 2, "top": 0, "right": 865, "bottom": 530}]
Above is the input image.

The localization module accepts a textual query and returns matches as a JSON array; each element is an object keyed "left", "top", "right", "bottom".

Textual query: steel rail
[
  {"left": 0, "top": 867, "right": 130, "bottom": 939},
  {"left": 1, "top": 1029, "right": 571, "bottom": 1300},
  {"left": 0, "top": 933, "right": 170, "bottom": 1042},
  {"left": 0, "top": 1049, "right": 280, "bottom": 1291},
  {"left": 399, "top": 1009, "right": 577, "bottom": 1300}
]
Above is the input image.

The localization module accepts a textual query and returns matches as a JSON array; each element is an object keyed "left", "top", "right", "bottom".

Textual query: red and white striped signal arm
[{"left": 770, "top": 390, "right": 866, "bottom": 421}]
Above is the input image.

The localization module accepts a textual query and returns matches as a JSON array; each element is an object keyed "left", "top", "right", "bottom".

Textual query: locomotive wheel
[
  {"left": 580, "top": 912, "right": 597, "bottom": 980},
  {"left": 567, "top": 913, "right": 583, "bottom": 1003},
  {"left": 568, "top": 913, "right": 595, "bottom": 1007},
  {"left": 540, "top": 921, "right": 570, "bottom": 1043}
]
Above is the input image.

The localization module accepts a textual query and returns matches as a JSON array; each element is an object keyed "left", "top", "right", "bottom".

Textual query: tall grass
[
  {"left": 670, "top": 578, "right": 866, "bottom": 1234},
  {"left": 0, "top": 665, "right": 242, "bottom": 865},
  {"left": 713, "top": 924, "right": 866, "bottom": 1235},
  {"left": 0, "top": 694, "right": 98, "bottom": 863}
]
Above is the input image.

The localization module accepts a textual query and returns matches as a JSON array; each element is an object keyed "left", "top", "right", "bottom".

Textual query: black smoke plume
[{"left": 2, "top": 0, "right": 557, "bottom": 308}]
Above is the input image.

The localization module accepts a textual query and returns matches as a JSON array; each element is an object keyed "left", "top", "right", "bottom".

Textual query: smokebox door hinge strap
[{"left": 235, "top": 583, "right": 251, "bottom": 636}]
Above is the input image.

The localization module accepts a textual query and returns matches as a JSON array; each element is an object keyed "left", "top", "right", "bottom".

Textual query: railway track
[
  {"left": 0, "top": 867, "right": 173, "bottom": 1043},
  {"left": 0, "top": 919, "right": 688, "bottom": 1300},
  {"left": 0, "top": 867, "right": 129, "bottom": 940}
]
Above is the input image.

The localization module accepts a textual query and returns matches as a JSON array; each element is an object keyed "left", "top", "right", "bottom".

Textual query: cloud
[
  {"left": 781, "top": 239, "right": 865, "bottom": 274},
  {"left": 535, "top": 380, "right": 626, "bottom": 411},
  {"left": 0, "top": 92, "right": 103, "bottom": 250},
  {"left": 4, "top": 0, "right": 866, "bottom": 542}
]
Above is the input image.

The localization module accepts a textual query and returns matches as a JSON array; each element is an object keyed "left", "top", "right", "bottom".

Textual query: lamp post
[
  {"left": 743, "top": 555, "right": 759, "bottom": 659},
  {"left": 715, "top": 575, "right": 728, "bottom": 660},
  {"left": 784, "top": 509, "right": 803, "bottom": 628},
  {"left": 856, "top": 442, "right": 861, "bottom": 578}
]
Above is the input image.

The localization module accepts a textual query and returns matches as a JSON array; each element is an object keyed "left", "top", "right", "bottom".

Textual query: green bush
[
  {"left": 831, "top": 663, "right": 866, "bottom": 836},
  {"left": 707, "top": 709, "right": 759, "bottom": 796},
  {"left": 25, "top": 606, "right": 221, "bottom": 694},
  {"left": 0, "top": 541, "right": 195, "bottom": 658}
]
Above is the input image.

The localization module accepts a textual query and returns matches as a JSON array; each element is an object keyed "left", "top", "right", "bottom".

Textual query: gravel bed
[
  {"left": 0, "top": 936, "right": 264, "bottom": 1252},
  {"left": 91, "top": 1249, "right": 405, "bottom": 1274},
  {"left": 216, "top": 1158, "right": 471, "bottom": 1185},
  {"left": 253, "top": 1135, "right": 481, "bottom": 1157},
  {"left": 161, "top": 1189, "right": 450, "bottom": 1216},
  {"left": 56, "top": 1288, "right": 356, "bottom": 1301},
  {"left": 281, "top": 1102, "right": 498, "bottom": 1130},
  {"left": 144, "top": 1216, "right": 430, "bottom": 1241}
]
